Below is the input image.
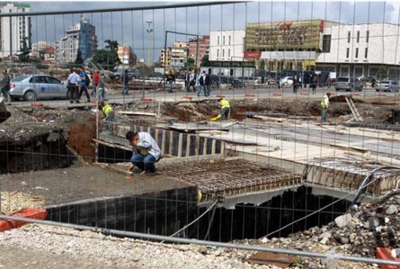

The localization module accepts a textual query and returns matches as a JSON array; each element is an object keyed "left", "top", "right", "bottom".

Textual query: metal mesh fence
[{"left": 0, "top": 1, "right": 400, "bottom": 267}]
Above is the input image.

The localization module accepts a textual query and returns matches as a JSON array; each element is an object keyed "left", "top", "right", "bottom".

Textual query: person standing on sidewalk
[
  {"left": 321, "top": 92, "right": 331, "bottom": 124},
  {"left": 78, "top": 66, "right": 91, "bottom": 103},
  {"left": 67, "top": 68, "right": 80, "bottom": 103},
  {"left": 1, "top": 69, "right": 11, "bottom": 105},
  {"left": 166, "top": 71, "right": 175, "bottom": 93},
  {"left": 121, "top": 69, "right": 130, "bottom": 95}
]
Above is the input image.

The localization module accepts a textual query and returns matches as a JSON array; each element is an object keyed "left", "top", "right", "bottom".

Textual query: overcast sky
[{"left": 24, "top": 1, "right": 400, "bottom": 63}]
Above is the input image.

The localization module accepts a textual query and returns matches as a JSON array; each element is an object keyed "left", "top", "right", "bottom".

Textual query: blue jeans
[
  {"left": 321, "top": 108, "right": 328, "bottom": 123},
  {"left": 205, "top": 85, "right": 211, "bottom": 96},
  {"left": 197, "top": 85, "right": 203, "bottom": 96},
  {"left": 131, "top": 153, "right": 157, "bottom": 172},
  {"left": 169, "top": 81, "right": 173, "bottom": 92},
  {"left": 98, "top": 88, "right": 105, "bottom": 101},
  {"left": 122, "top": 85, "right": 129, "bottom": 95}
]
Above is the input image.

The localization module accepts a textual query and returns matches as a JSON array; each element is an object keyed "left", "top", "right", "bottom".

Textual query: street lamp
[
  {"left": 140, "top": 58, "right": 145, "bottom": 99},
  {"left": 146, "top": 21, "right": 153, "bottom": 66}
]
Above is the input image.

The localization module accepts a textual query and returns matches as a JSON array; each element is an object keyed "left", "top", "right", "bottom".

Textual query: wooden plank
[
  {"left": 253, "top": 115, "right": 284, "bottom": 122},
  {"left": 186, "top": 134, "right": 191, "bottom": 157},
  {"left": 211, "top": 139, "right": 216, "bottom": 155},
  {"left": 92, "top": 138, "right": 131, "bottom": 151},
  {"left": 169, "top": 130, "right": 173, "bottom": 155},
  {"left": 203, "top": 138, "right": 207, "bottom": 155},
  {"left": 195, "top": 136, "right": 199, "bottom": 156},
  {"left": 117, "top": 111, "right": 156, "bottom": 116},
  {"left": 177, "top": 133, "right": 183, "bottom": 158},
  {"left": 161, "top": 130, "right": 166, "bottom": 155}
]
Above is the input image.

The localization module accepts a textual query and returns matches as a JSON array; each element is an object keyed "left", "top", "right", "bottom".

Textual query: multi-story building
[
  {"left": 316, "top": 22, "right": 400, "bottom": 80},
  {"left": 55, "top": 15, "right": 97, "bottom": 64},
  {"left": 170, "top": 41, "right": 188, "bottom": 69},
  {"left": 30, "top": 41, "right": 52, "bottom": 58},
  {"left": 209, "top": 30, "right": 246, "bottom": 65},
  {"left": 245, "top": 19, "right": 336, "bottom": 71},
  {"left": 160, "top": 48, "right": 170, "bottom": 68},
  {"left": 117, "top": 45, "right": 137, "bottom": 66},
  {"left": 188, "top": 35, "right": 209, "bottom": 68},
  {"left": 0, "top": 2, "right": 31, "bottom": 58}
]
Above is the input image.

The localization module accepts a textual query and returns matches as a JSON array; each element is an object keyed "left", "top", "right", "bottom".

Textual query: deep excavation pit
[{"left": 46, "top": 185, "right": 350, "bottom": 242}]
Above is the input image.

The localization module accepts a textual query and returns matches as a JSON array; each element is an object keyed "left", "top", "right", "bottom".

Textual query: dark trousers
[
  {"left": 79, "top": 85, "right": 91, "bottom": 101},
  {"left": 68, "top": 84, "right": 79, "bottom": 103}
]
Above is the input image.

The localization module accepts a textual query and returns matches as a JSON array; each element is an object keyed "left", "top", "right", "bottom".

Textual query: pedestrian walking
[
  {"left": 91, "top": 70, "right": 100, "bottom": 98},
  {"left": 166, "top": 71, "right": 175, "bottom": 93},
  {"left": 1, "top": 69, "right": 11, "bottom": 105},
  {"left": 97, "top": 71, "right": 106, "bottom": 101},
  {"left": 121, "top": 69, "right": 130, "bottom": 95},
  {"left": 78, "top": 67, "right": 91, "bottom": 103},
  {"left": 126, "top": 131, "right": 161, "bottom": 175}
]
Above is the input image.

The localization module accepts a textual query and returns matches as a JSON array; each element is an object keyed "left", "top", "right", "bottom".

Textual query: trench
[{"left": 46, "top": 185, "right": 349, "bottom": 242}]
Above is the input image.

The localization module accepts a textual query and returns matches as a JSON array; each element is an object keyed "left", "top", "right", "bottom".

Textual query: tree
[
  {"left": 92, "top": 40, "right": 121, "bottom": 70},
  {"left": 75, "top": 49, "right": 84, "bottom": 65},
  {"left": 376, "top": 67, "right": 387, "bottom": 80},
  {"left": 200, "top": 55, "right": 210, "bottom": 67},
  {"left": 183, "top": 58, "right": 195, "bottom": 70}
]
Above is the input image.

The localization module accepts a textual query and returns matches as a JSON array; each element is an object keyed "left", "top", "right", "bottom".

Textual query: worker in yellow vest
[
  {"left": 98, "top": 101, "right": 115, "bottom": 122},
  {"left": 321, "top": 92, "right": 331, "bottom": 123},
  {"left": 218, "top": 98, "right": 230, "bottom": 120}
]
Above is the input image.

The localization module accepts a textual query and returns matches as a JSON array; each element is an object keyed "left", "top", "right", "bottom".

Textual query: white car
[{"left": 280, "top": 76, "right": 294, "bottom": 87}]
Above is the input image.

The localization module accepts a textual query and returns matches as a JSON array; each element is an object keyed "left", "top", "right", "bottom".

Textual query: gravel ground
[{"left": 0, "top": 224, "right": 274, "bottom": 269}]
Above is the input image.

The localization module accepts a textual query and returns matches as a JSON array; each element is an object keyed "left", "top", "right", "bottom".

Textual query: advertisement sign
[
  {"left": 245, "top": 20, "right": 324, "bottom": 51},
  {"left": 243, "top": 51, "right": 261, "bottom": 59}
]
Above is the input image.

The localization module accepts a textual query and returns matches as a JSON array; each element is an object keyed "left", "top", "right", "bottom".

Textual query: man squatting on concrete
[{"left": 126, "top": 131, "right": 161, "bottom": 175}]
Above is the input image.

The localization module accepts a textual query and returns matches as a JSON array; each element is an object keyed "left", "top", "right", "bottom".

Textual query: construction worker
[
  {"left": 126, "top": 131, "right": 161, "bottom": 175},
  {"left": 98, "top": 100, "right": 115, "bottom": 122},
  {"left": 210, "top": 98, "right": 230, "bottom": 121},
  {"left": 321, "top": 92, "right": 331, "bottom": 124},
  {"left": 219, "top": 98, "right": 230, "bottom": 120}
]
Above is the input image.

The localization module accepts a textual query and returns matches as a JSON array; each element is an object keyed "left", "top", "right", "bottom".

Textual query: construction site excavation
[{"left": 1, "top": 85, "right": 400, "bottom": 268}]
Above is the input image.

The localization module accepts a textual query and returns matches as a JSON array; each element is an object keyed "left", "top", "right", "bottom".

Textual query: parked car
[
  {"left": 109, "top": 68, "right": 139, "bottom": 80},
  {"left": 148, "top": 72, "right": 164, "bottom": 78},
  {"left": 9, "top": 75, "right": 69, "bottom": 101},
  {"left": 375, "top": 80, "right": 400, "bottom": 92},
  {"left": 280, "top": 76, "right": 294, "bottom": 87},
  {"left": 334, "top": 77, "right": 363, "bottom": 92}
]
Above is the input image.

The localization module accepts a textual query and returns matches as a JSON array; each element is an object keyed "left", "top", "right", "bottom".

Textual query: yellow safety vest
[
  {"left": 220, "top": 99, "right": 230, "bottom": 109},
  {"left": 321, "top": 96, "right": 327, "bottom": 108},
  {"left": 102, "top": 104, "right": 113, "bottom": 116}
]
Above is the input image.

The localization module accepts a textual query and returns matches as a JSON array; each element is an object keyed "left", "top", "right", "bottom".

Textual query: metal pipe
[
  {"left": 1, "top": 214, "right": 400, "bottom": 266},
  {"left": 350, "top": 166, "right": 400, "bottom": 207},
  {"left": 0, "top": 1, "right": 246, "bottom": 17}
]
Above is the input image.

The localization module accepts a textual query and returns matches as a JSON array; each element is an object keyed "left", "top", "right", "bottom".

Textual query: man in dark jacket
[
  {"left": 204, "top": 71, "right": 211, "bottom": 97},
  {"left": 1, "top": 69, "right": 11, "bottom": 105},
  {"left": 121, "top": 69, "right": 130, "bottom": 95}
]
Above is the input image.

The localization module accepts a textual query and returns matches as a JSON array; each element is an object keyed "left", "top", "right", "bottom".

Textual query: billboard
[{"left": 245, "top": 20, "right": 324, "bottom": 51}]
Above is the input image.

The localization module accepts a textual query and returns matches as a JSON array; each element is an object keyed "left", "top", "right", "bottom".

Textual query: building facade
[
  {"left": 117, "top": 45, "right": 137, "bottom": 66},
  {"left": 316, "top": 23, "right": 400, "bottom": 80},
  {"left": 209, "top": 30, "right": 245, "bottom": 64},
  {"left": 160, "top": 48, "right": 170, "bottom": 68},
  {"left": 188, "top": 35, "right": 209, "bottom": 68},
  {"left": 170, "top": 41, "right": 188, "bottom": 70},
  {"left": 55, "top": 15, "right": 97, "bottom": 64},
  {"left": 0, "top": 2, "right": 31, "bottom": 58}
]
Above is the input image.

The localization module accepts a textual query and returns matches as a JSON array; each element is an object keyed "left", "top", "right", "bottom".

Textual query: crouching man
[{"left": 126, "top": 131, "right": 161, "bottom": 175}]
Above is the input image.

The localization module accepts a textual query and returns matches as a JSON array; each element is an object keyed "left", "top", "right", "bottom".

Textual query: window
[
  {"left": 228, "top": 49, "right": 230, "bottom": 58},
  {"left": 322, "top": 35, "right": 331, "bottom": 52},
  {"left": 223, "top": 36, "right": 225, "bottom": 45},
  {"left": 355, "top": 48, "right": 359, "bottom": 58},
  {"left": 347, "top": 31, "right": 351, "bottom": 43},
  {"left": 357, "top": 31, "right": 360, "bottom": 43},
  {"left": 229, "top": 36, "right": 231, "bottom": 45},
  {"left": 366, "top": 30, "right": 369, "bottom": 43},
  {"left": 217, "top": 36, "right": 219, "bottom": 45},
  {"left": 46, "top": 77, "right": 61, "bottom": 84},
  {"left": 222, "top": 49, "right": 225, "bottom": 57},
  {"left": 365, "top": 47, "right": 368, "bottom": 58},
  {"left": 346, "top": 48, "right": 349, "bottom": 58},
  {"left": 217, "top": 49, "right": 219, "bottom": 58}
]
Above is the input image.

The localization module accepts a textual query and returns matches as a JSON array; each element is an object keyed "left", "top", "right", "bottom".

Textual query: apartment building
[
  {"left": 0, "top": 2, "right": 31, "bottom": 58},
  {"left": 55, "top": 15, "right": 97, "bottom": 64}
]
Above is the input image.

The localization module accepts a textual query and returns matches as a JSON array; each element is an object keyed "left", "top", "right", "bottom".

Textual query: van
[{"left": 334, "top": 77, "right": 363, "bottom": 91}]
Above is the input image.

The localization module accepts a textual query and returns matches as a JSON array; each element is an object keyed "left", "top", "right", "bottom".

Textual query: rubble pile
[{"left": 229, "top": 191, "right": 400, "bottom": 268}]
